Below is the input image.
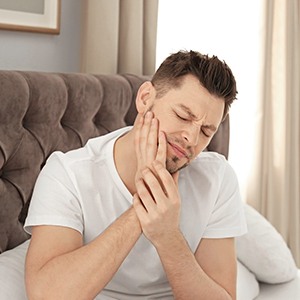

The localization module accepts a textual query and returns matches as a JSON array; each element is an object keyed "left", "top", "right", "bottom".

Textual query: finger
[
  {"left": 152, "top": 161, "right": 179, "bottom": 200},
  {"left": 133, "top": 193, "right": 148, "bottom": 221},
  {"left": 172, "top": 171, "right": 179, "bottom": 187},
  {"left": 141, "top": 168, "right": 167, "bottom": 207},
  {"left": 136, "top": 176, "right": 156, "bottom": 212},
  {"left": 147, "top": 118, "right": 158, "bottom": 162},
  {"left": 135, "top": 113, "right": 144, "bottom": 165},
  {"left": 156, "top": 131, "right": 167, "bottom": 166},
  {"left": 139, "top": 111, "right": 153, "bottom": 162}
]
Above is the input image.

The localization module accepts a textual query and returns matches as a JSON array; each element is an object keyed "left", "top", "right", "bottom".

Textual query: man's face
[{"left": 149, "top": 75, "right": 225, "bottom": 174}]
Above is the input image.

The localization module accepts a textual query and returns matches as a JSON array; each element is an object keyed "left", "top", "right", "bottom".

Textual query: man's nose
[{"left": 182, "top": 124, "right": 199, "bottom": 146}]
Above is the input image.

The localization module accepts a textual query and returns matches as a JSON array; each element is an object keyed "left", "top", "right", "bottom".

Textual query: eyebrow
[{"left": 176, "top": 104, "right": 218, "bottom": 132}]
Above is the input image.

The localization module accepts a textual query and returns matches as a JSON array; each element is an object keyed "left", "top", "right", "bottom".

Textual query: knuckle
[{"left": 140, "top": 190, "right": 149, "bottom": 199}]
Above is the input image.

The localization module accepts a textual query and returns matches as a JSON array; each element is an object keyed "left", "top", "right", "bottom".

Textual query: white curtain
[
  {"left": 81, "top": 0, "right": 158, "bottom": 75},
  {"left": 248, "top": 0, "right": 300, "bottom": 266}
]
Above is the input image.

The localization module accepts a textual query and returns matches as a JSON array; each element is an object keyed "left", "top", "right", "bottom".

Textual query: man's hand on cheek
[{"left": 134, "top": 111, "right": 167, "bottom": 184}]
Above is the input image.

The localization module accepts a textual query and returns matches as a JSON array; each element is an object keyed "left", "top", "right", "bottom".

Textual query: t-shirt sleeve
[
  {"left": 24, "top": 152, "right": 83, "bottom": 235},
  {"left": 202, "top": 162, "right": 247, "bottom": 238}
]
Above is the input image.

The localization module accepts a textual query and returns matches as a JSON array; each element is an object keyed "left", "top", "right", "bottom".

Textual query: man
[{"left": 24, "top": 50, "right": 247, "bottom": 300}]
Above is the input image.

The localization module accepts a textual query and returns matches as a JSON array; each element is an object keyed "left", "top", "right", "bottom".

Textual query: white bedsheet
[
  {"left": 256, "top": 270, "right": 300, "bottom": 300},
  {"left": 0, "top": 240, "right": 299, "bottom": 300}
]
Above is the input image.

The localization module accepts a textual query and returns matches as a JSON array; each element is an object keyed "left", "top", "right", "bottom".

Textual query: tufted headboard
[{"left": 0, "top": 71, "right": 229, "bottom": 253}]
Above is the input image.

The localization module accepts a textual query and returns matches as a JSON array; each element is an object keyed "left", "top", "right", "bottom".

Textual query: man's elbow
[
  {"left": 25, "top": 272, "right": 55, "bottom": 300},
  {"left": 25, "top": 276, "right": 44, "bottom": 300}
]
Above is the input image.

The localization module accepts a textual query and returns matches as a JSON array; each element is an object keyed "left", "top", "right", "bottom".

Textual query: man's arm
[
  {"left": 134, "top": 161, "right": 236, "bottom": 300},
  {"left": 153, "top": 233, "right": 236, "bottom": 300},
  {"left": 25, "top": 207, "right": 141, "bottom": 300}
]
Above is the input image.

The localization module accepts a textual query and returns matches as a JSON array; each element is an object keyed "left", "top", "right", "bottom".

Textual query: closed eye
[
  {"left": 201, "top": 130, "right": 211, "bottom": 138},
  {"left": 175, "top": 112, "right": 189, "bottom": 122},
  {"left": 174, "top": 109, "right": 215, "bottom": 138}
]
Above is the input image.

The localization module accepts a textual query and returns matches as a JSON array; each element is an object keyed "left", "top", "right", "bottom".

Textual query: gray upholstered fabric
[{"left": 0, "top": 71, "right": 229, "bottom": 253}]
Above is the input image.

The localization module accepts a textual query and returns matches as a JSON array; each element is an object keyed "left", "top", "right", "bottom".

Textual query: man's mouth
[{"left": 168, "top": 142, "right": 189, "bottom": 159}]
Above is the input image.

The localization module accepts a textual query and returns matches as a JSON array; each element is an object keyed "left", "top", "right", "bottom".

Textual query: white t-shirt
[{"left": 25, "top": 126, "right": 247, "bottom": 300}]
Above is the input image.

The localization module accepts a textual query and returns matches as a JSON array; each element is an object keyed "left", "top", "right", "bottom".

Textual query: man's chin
[{"left": 166, "top": 157, "right": 189, "bottom": 174}]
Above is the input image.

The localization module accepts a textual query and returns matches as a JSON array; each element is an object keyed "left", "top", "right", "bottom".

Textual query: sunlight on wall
[{"left": 156, "top": 0, "right": 263, "bottom": 201}]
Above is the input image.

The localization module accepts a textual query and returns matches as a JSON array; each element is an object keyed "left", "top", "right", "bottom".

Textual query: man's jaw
[{"left": 165, "top": 156, "right": 190, "bottom": 174}]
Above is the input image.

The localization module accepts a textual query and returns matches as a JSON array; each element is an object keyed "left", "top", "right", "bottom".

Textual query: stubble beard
[{"left": 165, "top": 155, "right": 189, "bottom": 174}]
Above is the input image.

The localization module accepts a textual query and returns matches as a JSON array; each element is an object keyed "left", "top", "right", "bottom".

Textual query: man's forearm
[
  {"left": 155, "top": 232, "right": 233, "bottom": 300},
  {"left": 26, "top": 207, "right": 142, "bottom": 300}
]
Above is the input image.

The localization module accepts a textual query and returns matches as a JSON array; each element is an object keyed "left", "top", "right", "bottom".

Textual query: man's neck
[{"left": 113, "top": 129, "right": 137, "bottom": 195}]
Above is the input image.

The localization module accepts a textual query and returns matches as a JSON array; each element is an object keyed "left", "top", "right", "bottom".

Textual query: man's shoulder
[
  {"left": 181, "top": 151, "right": 237, "bottom": 187},
  {"left": 192, "top": 151, "right": 227, "bottom": 167},
  {"left": 76, "top": 126, "right": 132, "bottom": 157},
  {"left": 46, "top": 127, "right": 132, "bottom": 169},
  {"left": 181, "top": 151, "right": 232, "bottom": 182}
]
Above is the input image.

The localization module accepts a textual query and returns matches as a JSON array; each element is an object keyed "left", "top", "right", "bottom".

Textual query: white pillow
[
  {"left": 236, "top": 204, "right": 298, "bottom": 284},
  {"left": 0, "top": 240, "right": 29, "bottom": 300},
  {"left": 237, "top": 260, "right": 260, "bottom": 300}
]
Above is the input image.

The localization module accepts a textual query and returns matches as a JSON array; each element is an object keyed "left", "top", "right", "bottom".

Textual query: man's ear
[{"left": 136, "top": 81, "right": 155, "bottom": 114}]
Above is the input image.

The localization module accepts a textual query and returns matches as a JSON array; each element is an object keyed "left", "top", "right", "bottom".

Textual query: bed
[{"left": 0, "top": 71, "right": 298, "bottom": 299}]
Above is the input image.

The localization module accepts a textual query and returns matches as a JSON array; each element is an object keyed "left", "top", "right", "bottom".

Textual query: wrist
[
  {"left": 152, "top": 229, "right": 184, "bottom": 251},
  {"left": 125, "top": 206, "right": 143, "bottom": 234}
]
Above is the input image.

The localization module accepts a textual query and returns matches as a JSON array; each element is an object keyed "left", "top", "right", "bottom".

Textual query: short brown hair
[{"left": 151, "top": 50, "right": 237, "bottom": 119}]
